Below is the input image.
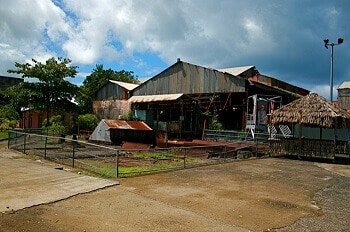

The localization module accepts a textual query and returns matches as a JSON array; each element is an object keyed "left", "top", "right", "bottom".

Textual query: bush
[
  {"left": 0, "top": 105, "right": 19, "bottom": 121},
  {"left": 42, "top": 115, "right": 67, "bottom": 136},
  {"left": 78, "top": 114, "right": 99, "bottom": 131},
  {"left": 208, "top": 110, "right": 223, "bottom": 130},
  {"left": 119, "top": 110, "right": 135, "bottom": 120}
]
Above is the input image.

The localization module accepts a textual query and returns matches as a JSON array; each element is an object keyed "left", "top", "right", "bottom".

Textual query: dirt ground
[{"left": 1, "top": 140, "right": 349, "bottom": 232}]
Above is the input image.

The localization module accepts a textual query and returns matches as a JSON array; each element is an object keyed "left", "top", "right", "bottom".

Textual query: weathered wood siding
[
  {"left": 95, "top": 82, "right": 129, "bottom": 100},
  {"left": 338, "top": 88, "right": 350, "bottom": 109},
  {"left": 133, "top": 62, "right": 245, "bottom": 96}
]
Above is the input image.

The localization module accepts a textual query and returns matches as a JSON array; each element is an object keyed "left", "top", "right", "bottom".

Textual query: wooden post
[
  {"left": 319, "top": 128, "right": 322, "bottom": 157},
  {"left": 184, "top": 148, "right": 186, "bottom": 168},
  {"left": 298, "top": 124, "right": 302, "bottom": 159},
  {"left": 23, "top": 133, "right": 26, "bottom": 154},
  {"left": 7, "top": 131, "right": 10, "bottom": 149},
  {"left": 44, "top": 136, "right": 48, "bottom": 159},
  {"left": 116, "top": 150, "right": 119, "bottom": 178},
  {"left": 72, "top": 142, "right": 75, "bottom": 168}
]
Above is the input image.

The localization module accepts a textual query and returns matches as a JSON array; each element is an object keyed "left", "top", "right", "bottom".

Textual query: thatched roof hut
[{"left": 266, "top": 93, "right": 350, "bottom": 128}]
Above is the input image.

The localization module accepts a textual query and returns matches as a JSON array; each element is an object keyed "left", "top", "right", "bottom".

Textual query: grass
[
  {"left": 74, "top": 159, "right": 116, "bottom": 178},
  {"left": 118, "top": 163, "right": 184, "bottom": 177},
  {"left": 132, "top": 150, "right": 175, "bottom": 160},
  {"left": 77, "top": 156, "right": 186, "bottom": 178}
]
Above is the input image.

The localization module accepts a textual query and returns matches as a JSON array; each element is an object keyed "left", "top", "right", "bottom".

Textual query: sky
[{"left": 1, "top": 0, "right": 349, "bottom": 100}]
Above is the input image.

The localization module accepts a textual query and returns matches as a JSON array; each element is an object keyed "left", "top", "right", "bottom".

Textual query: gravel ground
[{"left": 274, "top": 176, "right": 350, "bottom": 232}]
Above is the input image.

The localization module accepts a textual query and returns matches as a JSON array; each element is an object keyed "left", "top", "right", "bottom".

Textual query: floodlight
[
  {"left": 324, "top": 39, "right": 329, "bottom": 49},
  {"left": 323, "top": 37, "right": 344, "bottom": 102}
]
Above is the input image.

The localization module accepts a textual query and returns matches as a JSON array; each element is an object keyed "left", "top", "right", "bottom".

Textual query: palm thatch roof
[{"left": 265, "top": 93, "right": 350, "bottom": 128}]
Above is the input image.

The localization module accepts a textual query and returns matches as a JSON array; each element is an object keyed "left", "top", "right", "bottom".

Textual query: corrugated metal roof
[
  {"left": 109, "top": 80, "right": 139, "bottom": 90},
  {"left": 133, "top": 61, "right": 246, "bottom": 96},
  {"left": 218, "top": 65, "right": 255, "bottom": 76},
  {"left": 103, "top": 119, "right": 152, "bottom": 131},
  {"left": 338, "top": 81, "right": 350, "bottom": 89},
  {"left": 128, "top": 93, "right": 184, "bottom": 103}
]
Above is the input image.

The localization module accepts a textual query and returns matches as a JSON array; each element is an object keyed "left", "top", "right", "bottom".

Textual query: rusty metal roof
[
  {"left": 109, "top": 80, "right": 139, "bottom": 90},
  {"left": 103, "top": 119, "right": 152, "bottom": 131},
  {"left": 128, "top": 93, "right": 184, "bottom": 103}
]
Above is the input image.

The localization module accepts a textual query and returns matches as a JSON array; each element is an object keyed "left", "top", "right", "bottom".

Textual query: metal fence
[{"left": 8, "top": 130, "right": 269, "bottom": 178}]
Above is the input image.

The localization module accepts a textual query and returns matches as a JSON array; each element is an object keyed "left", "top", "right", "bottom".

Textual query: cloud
[
  {"left": 0, "top": 0, "right": 69, "bottom": 74},
  {"left": 1, "top": 0, "right": 349, "bottom": 100}
]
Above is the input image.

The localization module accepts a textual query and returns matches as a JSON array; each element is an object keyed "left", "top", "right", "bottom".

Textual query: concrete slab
[{"left": 0, "top": 156, "right": 118, "bottom": 213}]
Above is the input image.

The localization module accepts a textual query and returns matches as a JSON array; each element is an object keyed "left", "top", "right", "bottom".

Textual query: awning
[{"left": 128, "top": 93, "right": 184, "bottom": 103}]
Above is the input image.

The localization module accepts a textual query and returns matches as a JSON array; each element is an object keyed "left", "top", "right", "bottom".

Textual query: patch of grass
[
  {"left": 78, "top": 158, "right": 184, "bottom": 178},
  {"left": 118, "top": 163, "right": 183, "bottom": 177},
  {"left": 132, "top": 151, "right": 175, "bottom": 160},
  {"left": 75, "top": 159, "right": 116, "bottom": 178}
]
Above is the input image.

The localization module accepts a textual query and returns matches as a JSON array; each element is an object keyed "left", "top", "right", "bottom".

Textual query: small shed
[{"left": 90, "top": 119, "right": 154, "bottom": 145}]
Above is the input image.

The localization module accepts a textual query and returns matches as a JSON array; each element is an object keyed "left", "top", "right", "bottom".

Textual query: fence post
[
  {"left": 44, "top": 136, "right": 48, "bottom": 159},
  {"left": 23, "top": 133, "right": 26, "bottom": 154},
  {"left": 7, "top": 131, "right": 10, "bottom": 149},
  {"left": 14, "top": 131, "right": 17, "bottom": 145},
  {"left": 116, "top": 150, "right": 119, "bottom": 178},
  {"left": 224, "top": 145, "right": 227, "bottom": 160},
  {"left": 72, "top": 142, "right": 75, "bottom": 168},
  {"left": 183, "top": 148, "right": 186, "bottom": 168}
]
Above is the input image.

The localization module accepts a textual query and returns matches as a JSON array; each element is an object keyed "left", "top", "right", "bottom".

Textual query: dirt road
[{"left": 0, "top": 140, "right": 349, "bottom": 231}]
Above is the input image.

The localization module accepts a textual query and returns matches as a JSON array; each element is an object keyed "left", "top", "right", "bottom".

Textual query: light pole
[{"left": 324, "top": 38, "right": 344, "bottom": 102}]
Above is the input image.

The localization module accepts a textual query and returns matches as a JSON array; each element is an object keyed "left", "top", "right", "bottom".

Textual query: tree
[
  {"left": 8, "top": 57, "right": 79, "bottom": 126},
  {"left": 77, "top": 64, "right": 138, "bottom": 114},
  {"left": 1, "top": 83, "right": 33, "bottom": 119},
  {"left": 0, "top": 103, "right": 19, "bottom": 130}
]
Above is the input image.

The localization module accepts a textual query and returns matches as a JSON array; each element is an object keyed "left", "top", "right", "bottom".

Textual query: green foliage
[
  {"left": 0, "top": 103, "right": 19, "bottom": 130},
  {"left": 7, "top": 57, "right": 79, "bottom": 126},
  {"left": 9, "top": 120, "right": 17, "bottom": 128},
  {"left": 49, "top": 115, "right": 64, "bottom": 125},
  {"left": 209, "top": 116, "right": 223, "bottom": 130},
  {"left": 0, "top": 119, "right": 10, "bottom": 130},
  {"left": 42, "top": 115, "right": 67, "bottom": 135},
  {"left": 133, "top": 151, "right": 174, "bottom": 160},
  {"left": 208, "top": 110, "right": 223, "bottom": 130},
  {"left": 0, "top": 104, "right": 19, "bottom": 121},
  {"left": 0, "top": 130, "right": 8, "bottom": 140},
  {"left": 119, "top": 110, "right": 135, "bottom": 121},
  {"left": 78, "top": 114, "right": 99, "bottom": 131},
  {"left": 0, "top": 87, "right": 24, "bottom": 123},
  {"left": 77, "top": 64, "right": 138, "bottom": 114}
]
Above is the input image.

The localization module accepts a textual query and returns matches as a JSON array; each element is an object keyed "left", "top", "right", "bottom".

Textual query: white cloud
[
  {"left": 309, "top": 84, "right": 333, "bottom": 100},
  {"left": 0, "top": 0, "right": 69, "bottom": 75},
  {"left": 324, "top": 7, "right": 340, "bottom": 30},
  {"left": 0, "top": 0, "right": 349, "bottom": 99}
]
